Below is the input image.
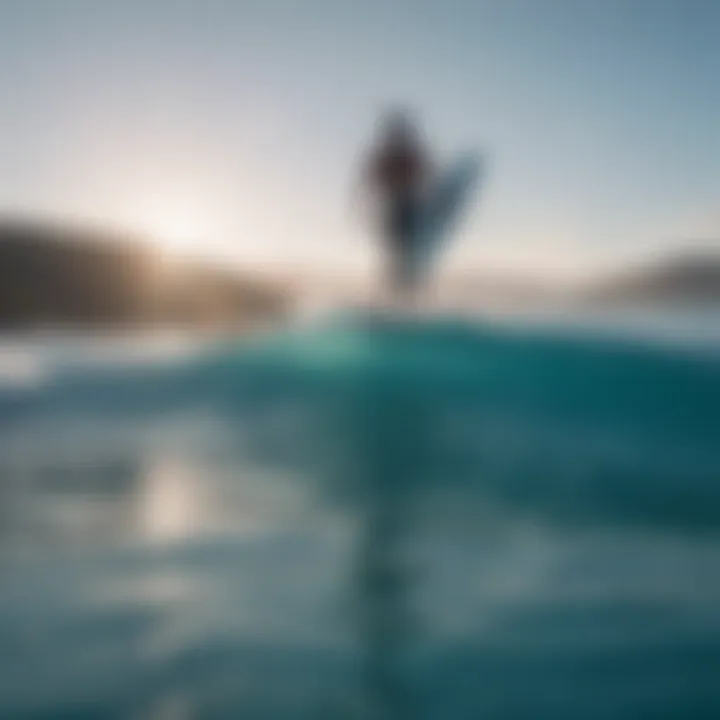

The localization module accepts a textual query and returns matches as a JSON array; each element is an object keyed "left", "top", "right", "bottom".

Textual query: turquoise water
[{"left": 0, "top": 316, "right": 719, "bottom": 718}]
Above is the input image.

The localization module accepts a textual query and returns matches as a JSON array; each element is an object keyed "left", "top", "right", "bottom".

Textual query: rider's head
[{"left": 378, "top": 107, "right": 419, "bottom": 147}]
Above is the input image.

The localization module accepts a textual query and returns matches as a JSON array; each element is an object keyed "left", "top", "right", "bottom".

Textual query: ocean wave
[{"left": 1, "top": 318, "right": 718, "bottom": 533}]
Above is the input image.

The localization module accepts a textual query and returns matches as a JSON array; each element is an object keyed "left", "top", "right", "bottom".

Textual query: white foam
[
  {"left": 0, "top": 344, "right": 49, "bottom": 388},
  {"left": 0, "top": 331, "right": 214, "bottom": 390}
]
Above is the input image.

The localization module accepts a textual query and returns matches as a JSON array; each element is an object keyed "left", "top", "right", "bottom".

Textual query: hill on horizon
[
  {"left": 583, "top": 249, "right": 720, "bottom": 305},
  {"left": 0, "top": 218, "right": 291, "bottom": 329}
]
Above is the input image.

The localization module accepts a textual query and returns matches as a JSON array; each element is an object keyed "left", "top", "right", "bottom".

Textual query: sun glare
[{"left": 144, "top": 209, "right": 206, "bottom": 255}]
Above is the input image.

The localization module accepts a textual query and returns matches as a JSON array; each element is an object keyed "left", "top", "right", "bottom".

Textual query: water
[{"left": 0, "top": 314, "right": 718, "bottom": 719}]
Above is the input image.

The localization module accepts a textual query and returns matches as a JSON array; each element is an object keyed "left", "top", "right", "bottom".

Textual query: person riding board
[{"left": 357, "top": 109, "right": 434, "bottom": 301}]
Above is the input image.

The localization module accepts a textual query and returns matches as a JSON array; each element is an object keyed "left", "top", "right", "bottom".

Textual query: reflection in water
[
  {"left": 330, "top": 365, "right": 438, "bottom": 719},
  {"left": 0, "top": 417, "right": 301, "bottom": 558},
  {"left": 139, "top": 457, "right": 204, "bottom": 542}
]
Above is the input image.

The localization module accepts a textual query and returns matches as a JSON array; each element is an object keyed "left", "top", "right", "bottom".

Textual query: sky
[{"left": 0, "top": 0, "right": 719, "bottom": 281}]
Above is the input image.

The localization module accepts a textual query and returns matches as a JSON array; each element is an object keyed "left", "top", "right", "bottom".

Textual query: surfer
[{"left": 357, "top": 109, "right": 434, "bottom": 301}]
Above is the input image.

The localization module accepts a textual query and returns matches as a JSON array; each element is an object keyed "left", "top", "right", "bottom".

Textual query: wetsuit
[{"left": 369, "top": 146, "right": 428, "bottom": 292}]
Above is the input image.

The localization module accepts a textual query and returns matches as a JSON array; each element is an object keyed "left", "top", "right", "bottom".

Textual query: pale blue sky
[{"left": 1, "top": 0, "right": 719, "bottom": 278}]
